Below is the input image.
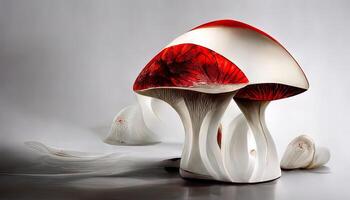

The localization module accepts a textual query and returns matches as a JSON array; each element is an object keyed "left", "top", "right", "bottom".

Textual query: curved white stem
[
  {"left": 139, "top": 89, "right": 233, "bottom": 181},
  {"left": 221, "top": 114, "right": 252, "bottom": 182},
  {"left": 198, "top": 95, "right": 233, "bottom": 181},
  {"left": 234, "top": 99, "right": 281, "bottom": 182},
  {"left": 136, "top": 90, "right": 281, "bottom": 182}
]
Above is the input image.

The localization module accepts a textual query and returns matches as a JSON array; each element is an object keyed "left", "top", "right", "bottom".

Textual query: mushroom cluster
[{"left": 133, "top": 20, "right": 309, "bottom": 183}]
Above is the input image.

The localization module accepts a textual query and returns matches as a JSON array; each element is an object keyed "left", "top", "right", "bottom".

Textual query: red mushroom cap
[
  {"left": 134, "top": 19, "right": 309, "bottom": 100},
  {"left": 133, "top": 43, "right": 248, "bottom": 93}
]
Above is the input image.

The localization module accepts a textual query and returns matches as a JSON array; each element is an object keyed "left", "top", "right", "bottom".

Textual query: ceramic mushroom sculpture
[
  {"left": 281, "top": 135, "right": 330, "bottom": 170},
  {"left": 104, "top": 94, "right": 160, "bottom": 145},
  {"left": 134, "top": 19, "right": 309, "bottom": 183},
  {"left": 134, "top": 43, "right": 248, "bottom": 181}
]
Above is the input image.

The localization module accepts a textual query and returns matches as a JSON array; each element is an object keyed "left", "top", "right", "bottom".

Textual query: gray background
[{"left": 0, "top": 0, "right": 349, "bottom": 199}]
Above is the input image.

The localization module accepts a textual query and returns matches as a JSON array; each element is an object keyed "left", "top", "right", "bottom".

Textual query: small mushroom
[
  {"left": 280, "top": 135, "right": 315, "bottom": 169},
  {"left": 104, "top": 95, "right": 160, "bottom": 145},
  {"left": 280, "top": 135, "right": 330, "bottom": 170}
]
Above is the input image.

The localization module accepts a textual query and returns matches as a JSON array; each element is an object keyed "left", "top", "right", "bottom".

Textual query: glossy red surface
[
  {"left": 234, "top": 83, "right": 306, "bottom": 101},
  {"left": 133, "top": 43, "right": 248, "bottom": 91}
]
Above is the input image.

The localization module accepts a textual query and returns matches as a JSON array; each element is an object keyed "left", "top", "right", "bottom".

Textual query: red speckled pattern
[
  {"left": 192, "top": 19, "right": 279, "bottom": 44},
  {"left": 133, "top": 43, "right": 248, "bottom": 91},
  {"left": 234, "top": 83, "right": 306, "bottom": 101}
]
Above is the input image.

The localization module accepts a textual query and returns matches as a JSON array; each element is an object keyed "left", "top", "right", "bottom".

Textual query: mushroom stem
[
  {"left": 221, "top": 113, "right": 254, "bottom": 182},
  {"left": 234, "top": 99, "right": 281, "bottom": 182},
  {"left": 140, "top": 89, "right": 233, "bottom": 181}
]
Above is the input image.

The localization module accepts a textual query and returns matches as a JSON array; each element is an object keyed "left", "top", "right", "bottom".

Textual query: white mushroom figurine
[
  {"left": 280, "top": 135, "right": 330, "bottom": 170},
  {"left": 104, "top": 94, "right": 160, "bottom": 145}
]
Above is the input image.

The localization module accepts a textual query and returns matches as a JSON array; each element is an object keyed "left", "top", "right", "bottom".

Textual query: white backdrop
[{"left": 0, "top": 0, "right": 349, "bottom": 176}]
